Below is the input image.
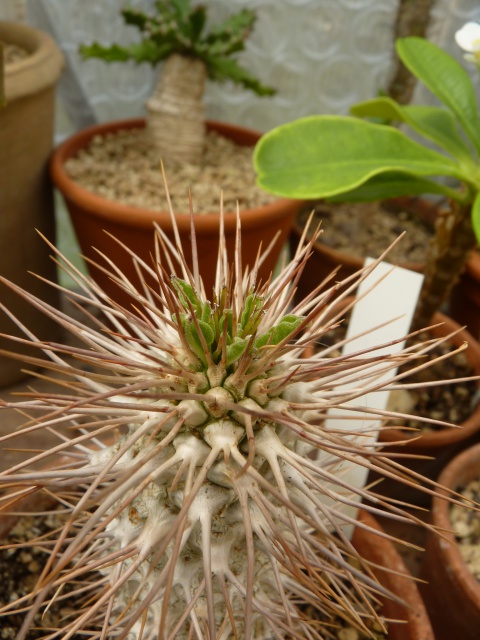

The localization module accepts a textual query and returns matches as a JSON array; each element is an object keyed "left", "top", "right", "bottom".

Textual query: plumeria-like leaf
[
  {"left": 351, "top": 98, "right": 476, "bottom": 168},
  {"left": 471, "top": 191, "right": 480, "bottom": 244},
  {"left": 254, "top": 116, "right": 464, "bottom": 199},
  {"left": 396, "top": 37, "right": 480, "bottom": 156}
]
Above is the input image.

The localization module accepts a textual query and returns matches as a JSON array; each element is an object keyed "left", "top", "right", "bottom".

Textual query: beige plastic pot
[{"left": 0, "top": 22, "right": 64, "bottom": 387}]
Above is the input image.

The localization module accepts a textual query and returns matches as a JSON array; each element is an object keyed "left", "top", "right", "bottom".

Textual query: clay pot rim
[
  {"left": 379, "top": 312, "right": 480, "bottom": 448},
  {"left": 430, "top": 442, "right": 480, "bottom": 608},
  {"left": 50, "top": 118, "right": 300, "bottom": 234},
  {"left": 292, "top": 195, "right": 443, "bottom": 274},
  {"left": 1, "top": 21, "right": 64, "bottom": 100},
  {"left": 355, "top": 509, "right": 434, "bottom": 639},
  {"left": 316, "top": 296, "right": 480, "bottom": 449}
]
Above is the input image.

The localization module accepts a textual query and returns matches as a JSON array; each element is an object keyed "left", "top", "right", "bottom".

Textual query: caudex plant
[
  {"left": 254, "top": 33, "right": 480, "bottom": 331},
  {"left": 80, "top": 0, "right": 274, "bottom": 163},
  {"left": 0, "top": 190, "right": 474, "bottom": 638}
]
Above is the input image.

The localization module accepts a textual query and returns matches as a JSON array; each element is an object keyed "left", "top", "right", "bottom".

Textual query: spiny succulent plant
[
  {"left": 0, "top": 201, "right": 471, "bottom": 639},
  {"left": 80, "top": 0, "right": 274, "bottom": 163}
]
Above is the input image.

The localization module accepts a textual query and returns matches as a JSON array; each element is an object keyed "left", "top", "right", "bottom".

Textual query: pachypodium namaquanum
[{"left": 0, "top": 207, "right": 470, "bottom": 639}]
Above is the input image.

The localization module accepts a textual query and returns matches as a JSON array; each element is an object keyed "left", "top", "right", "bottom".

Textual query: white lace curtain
[{"left": 5, "top": 0, "right": 480, "bottom": 135}]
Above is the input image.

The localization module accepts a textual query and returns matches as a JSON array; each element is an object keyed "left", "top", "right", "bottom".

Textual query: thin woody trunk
[
  {"left": 146, "top": 53, "right": 207, "bottom": 164},
  {"left": 0, "top": 43, "right": 4, "bottom": 108},
  {"left": 412, "top": 200, "right": 477, "bottom": 331}
]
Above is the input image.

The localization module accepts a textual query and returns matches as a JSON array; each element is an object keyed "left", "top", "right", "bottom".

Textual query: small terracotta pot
[
  {"left": 371, "top": 312, "right": 480, "bottom": 505},
  {"left": 0, "top": 495, "right": 432, "bottom": 639},
  {"left": 354, "top": 510, "right": 434, "bottom": 640},
  {"left": 289, "top": 196, "right": 436, "bottom": 304},
  {"left": 0, "top": 22, "right": 64, "bottom": 387},
  {"left": 306, "top": 297, "right": 480, "bottom": 505},
  {"left": 449, "top": 250, "right": 480, "bottom": 340},
  {"left": 419, "top": 442, "right": 480, "bottom": 640},
  {"left": 50, "top": 118, "right": 302, "bottom": 305}
]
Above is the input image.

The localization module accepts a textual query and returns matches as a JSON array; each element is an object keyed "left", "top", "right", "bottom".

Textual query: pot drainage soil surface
[{"left": 64, "top": 128, "right": 276, "bottom": 214}]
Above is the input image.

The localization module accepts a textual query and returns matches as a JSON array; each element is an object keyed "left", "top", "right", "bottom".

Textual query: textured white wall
[{"left": 20, "top": 0, "right": 480, "bottom": 137}]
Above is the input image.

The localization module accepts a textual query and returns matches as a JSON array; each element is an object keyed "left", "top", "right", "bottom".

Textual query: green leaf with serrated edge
[
  {"left": 351, "top": 98, "right": 475, "bottom": 168},
  {"left": 121, "top": 8, "right": 149, "bottom": 30},
  {"left": 204, "top": 56, "right": 275, "bottom": 96},
  {"left": 189, "top": 5, "right": 206, "bottom": 43},
  {"left": 206, "top": 9, "right": 256, "bottom": 48},
  {"left": 396, "top": 37, "right": 480, "bottom": 156},
  {"left": 254, "top": 116, "right": 465, "bottom": 200},
  {"left": 226, "top": 338, "right": 248, "bottom": 367},
  {"left": 80, "top": 41, "right": 171, "bottom": 65},
  {"left": 326, "top": 172, "right": 462, "bottom": 203},
  {"left": 471, "top": 192, "right": 480, "bottom": 246}
]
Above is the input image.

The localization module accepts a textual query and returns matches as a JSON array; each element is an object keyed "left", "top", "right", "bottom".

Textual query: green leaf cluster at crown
[
  {"left": 80, "top": 0, "right": 275, "bottom": 97},
  {"left": 172, "top": 279, "right": 303, "bottom": 369},
  {"left": 254, "top": 36, "right": 480, "bottom": 240}
]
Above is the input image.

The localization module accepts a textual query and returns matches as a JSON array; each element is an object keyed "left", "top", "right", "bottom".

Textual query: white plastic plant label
[{"left": 323, "top": 258, "right": 424, "bottom": 537}]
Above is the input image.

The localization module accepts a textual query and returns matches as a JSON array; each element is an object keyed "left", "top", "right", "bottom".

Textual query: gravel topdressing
[{"left": 64, "top": 127, "right": 277, "bottom": 215}]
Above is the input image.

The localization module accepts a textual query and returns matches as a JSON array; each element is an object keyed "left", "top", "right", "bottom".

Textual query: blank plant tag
[{"left": 322, "top": 258, "right": 424, "bottom": 537}]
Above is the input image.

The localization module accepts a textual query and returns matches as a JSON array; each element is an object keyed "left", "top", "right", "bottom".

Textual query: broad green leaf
[
  {"left": 327, "top": 172, "right": 463, "bottom": 203},
  {"left": 351, "top": 98, "right": 475, "bottom": 167},
  {"left": 254, "top": 116, "right": 464, "bottom": 199},
  {"left": 471, "top": 191, "right": 480, "bottom": 245},
  {"left": 397, "top": 37, "right": 480, "bottom": 156}
]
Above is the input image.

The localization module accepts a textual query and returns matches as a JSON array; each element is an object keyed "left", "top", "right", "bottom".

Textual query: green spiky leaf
[{"left": 205, "top": 56, "right": 275, "bottom": 96}]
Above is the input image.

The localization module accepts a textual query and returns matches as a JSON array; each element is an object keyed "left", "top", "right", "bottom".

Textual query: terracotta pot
[
  {"left": 289, "top": 196, "right": 436, "bottom": 303},
  {"left": 449, "top": 250, "right": 480, "bottom": 340},
  {"left": 306, "top": 297, "right": 480, "bottom": 505},
  {"left": 353, "top": 510, "right": 434, "bottom": 639},
  {"left": 372, "top": 312, "right": 480, "bottom": 505},
  {"left": 0, "top": 494, "right": 432, "bottom": 639},
  {"left": 419, "top": 442, "right": 480, "bottom": 640},
  {"left": 50, "top": 118, "right": 302, "bottom": 305},
  {"left": 0, "top": 22, "right": 64, "bottom": 387}
]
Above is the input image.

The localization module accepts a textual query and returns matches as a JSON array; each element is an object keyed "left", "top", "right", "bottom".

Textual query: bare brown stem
[{"left": 412, "top": 200, "right": 477, "bottom": 330}]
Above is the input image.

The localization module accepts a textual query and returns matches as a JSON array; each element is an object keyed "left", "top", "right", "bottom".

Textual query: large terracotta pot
[
  {"left": 420, "top": 442, "right": 480, "bottom": 640},
  {"left": 0, "top": 494, "right": 432, "bottom": 639},
  {"left": 50, "top": 118, "right": 302, "bottom": 305},
  {"left": 0, "top": 22, "right": 64, "bottom": 387}
]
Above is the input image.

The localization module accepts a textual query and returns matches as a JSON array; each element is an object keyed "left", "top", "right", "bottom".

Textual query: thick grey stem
[{"left": 146, "top": 53, "right": 207, "bottom": 164}]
